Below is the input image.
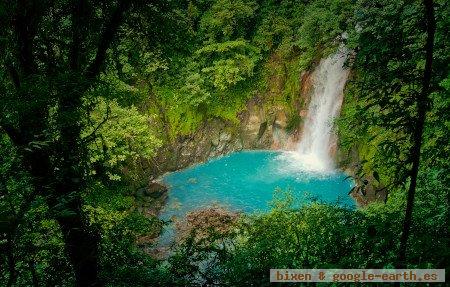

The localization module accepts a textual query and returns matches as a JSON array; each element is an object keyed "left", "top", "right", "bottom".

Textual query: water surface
[
  {"left": 159, "top": 50, "right": 352, "bottom": 245},
  {"left": 160, "top": 150, "right": 354, "bottom": 222}
]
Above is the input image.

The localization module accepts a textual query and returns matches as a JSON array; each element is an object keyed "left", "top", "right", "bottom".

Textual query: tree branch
[
  {"left": 81, "top": 105, "right": 112, "bottom": 144},
  {"left": 70, "top": 0, "right": 88, "bottom": 71},
  {"left": 85, "top": 0, "right": 133, "bottom": 78}
]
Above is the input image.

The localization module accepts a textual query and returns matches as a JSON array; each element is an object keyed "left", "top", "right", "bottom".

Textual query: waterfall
[{"left": 295, "top": 49, "right": 350, "bottom": 172}]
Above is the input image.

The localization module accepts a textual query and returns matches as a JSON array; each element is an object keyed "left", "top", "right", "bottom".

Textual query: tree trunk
[
  {"left": 58, "top": 210, "right": 101, "bottom": 287},
  {"left": 3, "top": 1, "right": 132, "bottom": 285},
  {"left": 397, "top": 0, "right": 435, "bottom": 268},
  {"left": 20, "top": 138, "right": 102, "bottom": 286},
  {"left": 54, "top": 77, "right": 102, "bottom": 286}
]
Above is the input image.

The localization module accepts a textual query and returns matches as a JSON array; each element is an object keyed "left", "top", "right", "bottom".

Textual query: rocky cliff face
[
  {"left": 148, "top": 102, "right": 295, "bottom": 177},
  {"left": 138, "top": 56, "right": 383, "bottom": 212},
  {"left": 148, "top": 71, "right": 314, "bottom": 178}
]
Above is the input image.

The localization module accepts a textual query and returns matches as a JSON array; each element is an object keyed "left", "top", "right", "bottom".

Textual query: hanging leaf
[{"left": 373, "top": 171, "right": 380, "bottom": 182}]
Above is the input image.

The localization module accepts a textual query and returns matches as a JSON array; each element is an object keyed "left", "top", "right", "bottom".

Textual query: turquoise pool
[{"left": 160, "top": 150, "right": 355, "bottom": 222}]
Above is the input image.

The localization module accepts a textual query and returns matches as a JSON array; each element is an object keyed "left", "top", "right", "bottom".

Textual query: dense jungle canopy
[{"left": 0, "top": 0, "right": 449, "bottom": 286}]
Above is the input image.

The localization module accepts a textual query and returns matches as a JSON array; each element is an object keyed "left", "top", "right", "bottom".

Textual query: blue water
[{"left": 160, "top": 150, "right": 354, "bottom": 224}]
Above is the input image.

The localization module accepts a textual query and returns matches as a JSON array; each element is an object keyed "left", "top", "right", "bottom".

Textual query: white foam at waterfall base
[{"left": 282, "top": 49, "right": 350, "bottom": 173}]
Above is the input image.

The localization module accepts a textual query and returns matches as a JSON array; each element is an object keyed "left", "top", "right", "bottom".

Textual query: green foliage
[
  {"left": 297, "top": 0, "right": 353, "bottom": 56},
  {"left": 285, "top": 112, "right": 301, "bottom": 133},
  {"left": 162, "top": 183, "right": 447, "bottom": 285},
  {"left": 125, "top": 0, "right": 357, "bottom": 141},
  {"left": 199, "top": 44, "right": 259, "bottom": 91},
  {"left": 338, "top": 0, "right": 450, "bottom": 189},
  {"left": 0, "top": 136, "right": 73, "bottom": 286},
  {"left": 182, "top": 40, "right": 261, "bottom": 106},
  {"left": 1, "top": 0, "right": 449, "bottom": 286},
  {"left": 107, "top": 37, "right": 171, "bottom": 87},
  {"left": 81, "top": 182, "right": 167, "bottom": 287},
  {"left": 83, "top": 98, "right": 161, "bottom": 182},
  {"left": 253, "top": 11, "right": 294, "bottom": 55},
  {"left": 199, "top": 0, "right": 258, "bottom": 42},
  {"left": 422, "top": 75, "right": 450, "bottom": 168},
  {"left": 152, "top": 87, "right": 206, "bottom": 139}
]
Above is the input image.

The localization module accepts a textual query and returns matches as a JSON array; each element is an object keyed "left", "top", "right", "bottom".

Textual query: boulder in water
[{"left": 145, "top": 181, "right": 168, "bottom": 199}]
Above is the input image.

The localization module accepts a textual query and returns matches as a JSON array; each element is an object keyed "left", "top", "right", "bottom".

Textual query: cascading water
[
  {"left": 157, "top": 49, "right": 355, "bottom": 248},
  {"left": 292, "top": 49, "right": 350, "bottom": 172}
]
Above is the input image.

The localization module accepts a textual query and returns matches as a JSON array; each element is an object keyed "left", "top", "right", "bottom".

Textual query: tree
[
  {"left": 0, "top": 1, "right": 133, "bottom": 285},
  {"left": 339, "top": 0, "right": 448, "bottom": 267},
  {"left": 398, "top": 0, "right": 436, "bottom": 268},
  {"left": 199, "top": 0, "right": 258, "bottom": 42}
]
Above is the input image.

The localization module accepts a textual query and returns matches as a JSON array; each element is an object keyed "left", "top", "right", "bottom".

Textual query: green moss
[
  {"left": 259, "top": 52, "right": 311, "bottom": 117},
  {"left": 286, "top": 112, "right": 302, "bottom": 133},
  {"left": 148, "top": 46, "right": 315, "bottom": 143}
]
